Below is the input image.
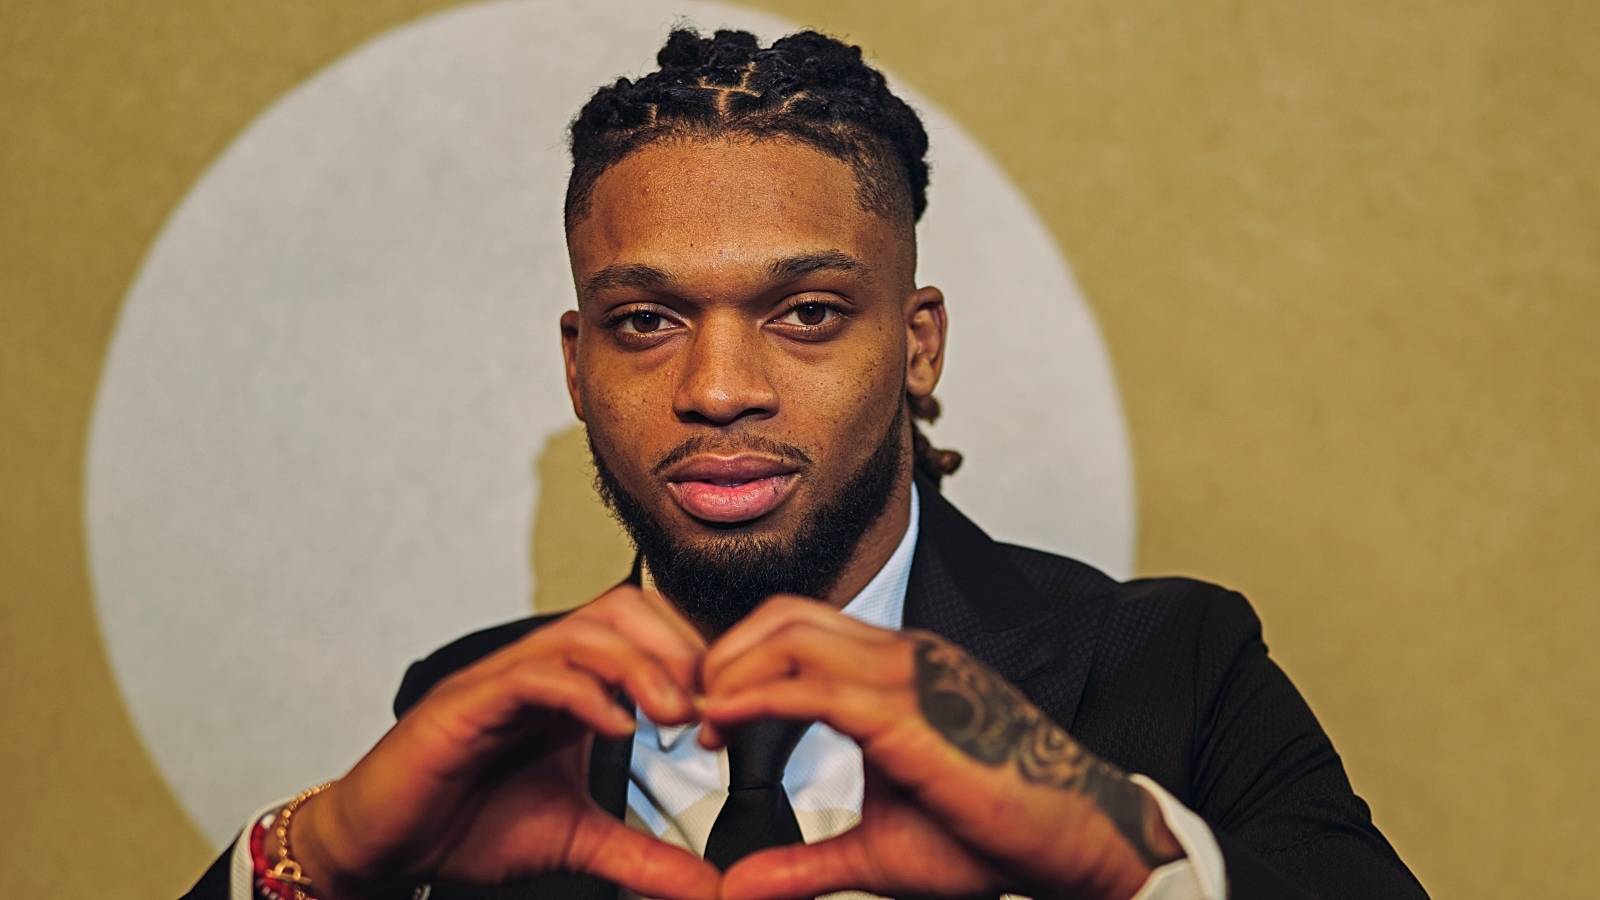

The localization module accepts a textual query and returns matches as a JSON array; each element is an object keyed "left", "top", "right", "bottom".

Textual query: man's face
[{"left": 561, "top": 137, "right": 944, "bottom": 631}]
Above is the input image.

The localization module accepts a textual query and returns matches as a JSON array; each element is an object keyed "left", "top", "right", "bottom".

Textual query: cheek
[
  {"left": 781, "top": 327, "right": 905, "bottom": 452},
  {"left": 844, "top": 322, "right": 907, "bottom": 409},
  {"left": 579, "top": 361, "right": 673, "bottom": 466}
]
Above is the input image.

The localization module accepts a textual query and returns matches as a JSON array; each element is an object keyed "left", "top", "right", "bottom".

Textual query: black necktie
[{"left": 703, "top": 720, "right": 810, "bottom": 870}]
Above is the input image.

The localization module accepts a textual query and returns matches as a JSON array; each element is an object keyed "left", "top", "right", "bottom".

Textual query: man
[{"left": 185, "top": 28, "right": 1426, "bottom": 900}]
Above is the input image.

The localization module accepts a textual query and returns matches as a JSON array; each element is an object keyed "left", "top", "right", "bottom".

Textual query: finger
[
  {"left": 704, "top": 621, "right": 909, "bottom": 698},
  {"left": 703, "top": 595, "right": 891, "bottom": 688},
  {"left": 696, "top": 718, "right": 726, "bottom": 751},
  {"left": 700, "top": 678, "right": 904, "bottom": 746},
  {"left": 578, "top": 584, "right": 709, "bottom": 692},
  {"left": 725, "top": 812, "right": 1003, "bottom": 900},
  {"left": 631, "top": 585, "right": 712, "bottom": 656},
  {"left": 725, "top": 836, "right": 1000, "bottom": 900},
  {"left": 560, "top": 809, "right": 722, "bottom": 900},
  {"left": 419, "top": 660, "right": 636, "bottom": 758},
  {"left": 720, "top": 829, "right": 877, "bottom": 900},
  {"left": 551, "top": 619, "right": 694, "bottom": 724},
  {"left": 476, "top": 586, "right": 705, "bottom": 697}
]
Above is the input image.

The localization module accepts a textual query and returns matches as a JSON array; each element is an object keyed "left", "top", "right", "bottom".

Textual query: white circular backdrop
[{"left": 86, "top": 0, "right": 1134, "bottom": 845}]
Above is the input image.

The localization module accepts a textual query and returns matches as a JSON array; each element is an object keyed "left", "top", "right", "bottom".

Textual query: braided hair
[{"left": 566, "top": 27, "right": 962, "bottom": 485}]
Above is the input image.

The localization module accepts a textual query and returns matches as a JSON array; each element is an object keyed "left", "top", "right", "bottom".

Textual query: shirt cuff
[
  {"left": 1127, "top": 774, "right": 1227, "bottom": 900},
  {"left": 230, "top": 798, "right": 294, "bottom": 900}
]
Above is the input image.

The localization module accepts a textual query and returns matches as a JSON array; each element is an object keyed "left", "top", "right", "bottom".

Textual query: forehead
[{"left": 567, "top": 137, "right": 905, "bottom": 289}]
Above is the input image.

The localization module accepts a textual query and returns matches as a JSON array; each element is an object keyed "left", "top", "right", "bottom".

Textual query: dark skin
[
  {"left": 287, "top": 136, "right": 1180, "bottom": 899},
  {"left": 561, "top": 136, "right": 943, "bottom": 611}
]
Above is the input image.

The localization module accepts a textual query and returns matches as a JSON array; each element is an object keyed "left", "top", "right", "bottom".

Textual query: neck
[{"left": 817, "top": 468, "right": 915, "bottom": 611}]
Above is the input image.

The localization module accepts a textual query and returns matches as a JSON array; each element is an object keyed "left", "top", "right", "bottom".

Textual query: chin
[{"left": 588, "top": 405, "right": 903, "bottom": 628}]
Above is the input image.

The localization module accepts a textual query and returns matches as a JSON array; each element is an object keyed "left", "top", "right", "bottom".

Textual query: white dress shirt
[{"left": 231, "top": 489, "right": 1225, "bottom": 899}]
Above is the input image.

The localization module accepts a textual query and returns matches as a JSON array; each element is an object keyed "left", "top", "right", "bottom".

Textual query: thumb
[
  {"left": 556, "top": 810, "right": 723, "bottom": 900},
  {"left": 719, "top": 828, "right": 876, "bottom": 900}
]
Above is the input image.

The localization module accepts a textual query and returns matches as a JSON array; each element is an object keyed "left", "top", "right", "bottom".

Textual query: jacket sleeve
[
  {"left": 1186, "top": 589, "right": 1428, "bottom": 899},
  {"left": 179, "top": 839, "right": 238, "bottom": 900}
]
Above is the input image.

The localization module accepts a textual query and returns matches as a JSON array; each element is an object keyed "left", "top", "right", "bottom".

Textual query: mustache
[{"left": 649, "top": 434, "right": 814, "bottom": 476}]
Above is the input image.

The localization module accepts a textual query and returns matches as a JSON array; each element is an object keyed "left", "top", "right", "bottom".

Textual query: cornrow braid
[{"left": 566, "top": 26, "right": 961, "bottom": 486}]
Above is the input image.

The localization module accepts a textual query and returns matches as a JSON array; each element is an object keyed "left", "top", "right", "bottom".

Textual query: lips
[{"left": 662, "top": 454, "right": 800, "bottom": 524}]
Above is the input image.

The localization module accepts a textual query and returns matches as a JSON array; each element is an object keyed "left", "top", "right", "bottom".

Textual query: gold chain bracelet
[{"left": 267, "top": 781, "right": 335, "bottom": 900}]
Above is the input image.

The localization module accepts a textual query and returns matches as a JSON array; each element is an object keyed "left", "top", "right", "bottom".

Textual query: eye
[
  {"left": 619, "top": 311, "right": 666, "bottom": 334},
  {"left": 774, "top": 302, "right": 841, "bottom": 328},
  {"left": 606, "top": 307, "right": 682, "bottom": 339}
]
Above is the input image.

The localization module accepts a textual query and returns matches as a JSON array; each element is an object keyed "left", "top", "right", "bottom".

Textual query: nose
[{"left": 672, "top": 313, "right": 778, "bottom": 426}]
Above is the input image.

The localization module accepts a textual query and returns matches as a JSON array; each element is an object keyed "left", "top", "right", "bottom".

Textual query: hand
[
  {"left": 291, "top": 585, "right": 721, "bottom": 900},
  {"left": 698, "top": 597, "right": 1186, "bottom": 900}
]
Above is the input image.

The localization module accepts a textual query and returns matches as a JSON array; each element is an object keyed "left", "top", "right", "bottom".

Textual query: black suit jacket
[{"left": 185, "top": 480, "right": 1427, "bottom": 899}]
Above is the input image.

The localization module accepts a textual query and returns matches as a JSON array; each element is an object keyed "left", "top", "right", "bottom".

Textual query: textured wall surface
[{"left": 2, "top": 2, "right": 1596, "bottom": 897}]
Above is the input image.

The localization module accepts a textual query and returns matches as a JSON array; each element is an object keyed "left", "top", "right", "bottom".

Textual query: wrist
[
  {"left": 1028, "top": 779, "right": 1186, "bottom": 900},
  {"left": 288, "top": 791, "right": 346, "bottom": 898},
  {"left": 255, "top": 782, "right": 337, "bottom": 900},
  {"left": 1087, "top": 813, "right": 1161, "bottom": 900},
  {"left": 281, "top": 786, "right": 387, "bottom": 900},
  {"left": 292, "top": 792, "right": 422, "bottom": 900}
]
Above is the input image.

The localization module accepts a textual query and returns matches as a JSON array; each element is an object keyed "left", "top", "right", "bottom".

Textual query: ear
[
  {"left": 904, "top": 285, "right": 947, "bottom": 402},
  {"left": 559, "top": 309, "right": 586, "bottom": 422}
]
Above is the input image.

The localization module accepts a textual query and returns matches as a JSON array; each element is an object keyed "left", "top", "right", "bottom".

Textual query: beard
[{"left": 589, "top": 403, "right": 905, "bottom": 635}]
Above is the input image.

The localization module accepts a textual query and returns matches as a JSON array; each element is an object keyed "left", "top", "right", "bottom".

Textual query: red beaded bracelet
[
  {"left": 251, "top": 782, "right": 332, "bottom": 900},
  {"left": 251, "top": 815, "right": 312, "bottom": 900}
]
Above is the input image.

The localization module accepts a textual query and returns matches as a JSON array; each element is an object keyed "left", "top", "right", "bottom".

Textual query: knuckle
[
  {"left": 609, "top": 584, "right": 648, "bottom": 608},
  {"left": 528, "top": 626, "right": 589, "bottom": 666},
  {"left": 566, "top": 814, "right": 614, "bottom": 870},
  {"left": 877, "top": 649, "right": 912, "bottom": 685},
  {"left": 507, "top": 657, "right": 551, "bottom": 682},
  {"left": 759, "top": 593, "right": 804, "bottom": 615},
  {"left": 557, "top": 619, "right": 611, "bottom": 651},
  {"left": 812, "top": 678, "right": 841, "bottom": 702},
  {"left": 585, "top": 584, "right": 636, "bottom": 616},
  {"left": 483, "top": 630, "right": 546, "bottom": 667},
  {"left": 511, "top": 659, "right": 586, "bottom": 701}
]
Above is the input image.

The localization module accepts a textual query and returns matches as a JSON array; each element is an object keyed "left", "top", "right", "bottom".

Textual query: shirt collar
[{"left": 649, "top": 487, "right": 921, "bottom": 751}]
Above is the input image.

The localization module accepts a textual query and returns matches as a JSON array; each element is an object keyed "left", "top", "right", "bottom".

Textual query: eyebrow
[
  {"left": 582, "top": 263, "right": 674, "bottom": 296},
  {"left": 581, "top": 250, "right": 870, "bottom": 298},
  {"left": 766, "top": 250, "right": 870, "bottom": 283}
]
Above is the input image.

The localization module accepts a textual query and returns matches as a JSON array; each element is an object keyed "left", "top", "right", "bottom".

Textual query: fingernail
[{"left": 656, "top": 679, "right": 687, "bottom": 711}]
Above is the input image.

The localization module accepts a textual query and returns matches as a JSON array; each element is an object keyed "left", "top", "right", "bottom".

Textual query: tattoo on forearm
[{"left": 912, "top": 638, "right": 1184, "bottom": 869}]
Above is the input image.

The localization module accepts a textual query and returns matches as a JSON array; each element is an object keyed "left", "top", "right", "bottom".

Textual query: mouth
[{"left": 662, "top": 455, "right": 801, "bottom": 524}]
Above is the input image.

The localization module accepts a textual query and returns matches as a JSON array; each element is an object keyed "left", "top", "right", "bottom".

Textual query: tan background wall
[{"left": 3, "top": 1, "right": 1596, "bottom": 897}]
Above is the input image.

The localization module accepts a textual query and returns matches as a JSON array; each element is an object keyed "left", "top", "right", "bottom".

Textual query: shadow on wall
[{"left": 530, "top": 423, "right": 636, "bottom": 614}]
